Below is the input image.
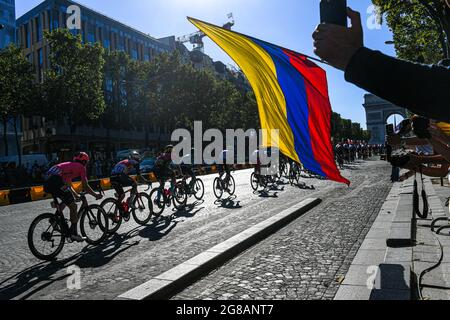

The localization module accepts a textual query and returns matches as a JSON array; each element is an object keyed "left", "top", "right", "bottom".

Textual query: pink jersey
[{"left": 47, "top": 162, "right": 87, "bottom": 183}]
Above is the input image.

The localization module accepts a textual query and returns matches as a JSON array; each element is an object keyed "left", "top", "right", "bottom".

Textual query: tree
[
  {"left": 96, "top": 48, "right": 258, "bottom": 151},
  {"left": 331, "top": 112, "right": 370, "bottom": 142},
  {"left": 0, "top": 44, "right": 35, "bottom": 162},
  {"left": 41, "top": 29, "right": 106, "bottom": 141},
  {"left": 373, "top": 0, "right": 450, "bottom": 62}
]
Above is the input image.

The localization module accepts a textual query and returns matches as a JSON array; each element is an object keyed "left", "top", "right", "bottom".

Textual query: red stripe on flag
[{"left": 283, "top": 49, "right": 350, "bottom": 185}]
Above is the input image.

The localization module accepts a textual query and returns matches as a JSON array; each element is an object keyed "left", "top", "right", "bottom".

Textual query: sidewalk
[{"left": 334, "top": 175, "right": 450, "bottom": 300}]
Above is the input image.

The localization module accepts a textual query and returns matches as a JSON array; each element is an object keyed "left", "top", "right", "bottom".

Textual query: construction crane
[{"left": 177, "top": 13, "right": 235, "bottom": 52}]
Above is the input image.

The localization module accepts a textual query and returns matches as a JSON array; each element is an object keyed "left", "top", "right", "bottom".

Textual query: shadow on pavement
[
  {"left": 369, "top": 264, "right": 410, "bottom": 300},
  {"left": 257, "top": 191, "right": 279, "bottom": 198},
  {"left": 294, "top": 182, "right": 315, "bottom": 190},
  {"left": 172, "top": 200, "right": 205, "bottom": 219},
  {"left": 139, "top": 215, "right": 179, "bottom": 242},
  {"left": 0, "top": 228, "right": 142, "bottom": 300},
  {"left": 214, "top": 196, "right": 242, "bottom": 209}
]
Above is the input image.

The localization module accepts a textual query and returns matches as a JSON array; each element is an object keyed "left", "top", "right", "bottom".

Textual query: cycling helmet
[
  {"left": 164, "top": 145, "right": 174, "bottom": 151},
  {"left": 129, "top": 151, "right": 141, "bottom": 162},
  {"left": 73, "top": 152, "right": 90, "bottom": 164}
]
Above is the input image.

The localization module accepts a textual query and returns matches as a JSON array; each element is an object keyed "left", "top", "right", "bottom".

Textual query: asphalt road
[{"left": 0, "top": 160, "right": 391, "bottom": 300}]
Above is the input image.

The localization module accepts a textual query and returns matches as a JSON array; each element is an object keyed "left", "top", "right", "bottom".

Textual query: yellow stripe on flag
[{"left": 188, "top": 18, "right": 300, "bottom": 163}]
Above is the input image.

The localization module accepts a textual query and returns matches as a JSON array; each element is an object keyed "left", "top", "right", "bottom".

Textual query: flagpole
[{"left": 187, "top": 17, "right": 331, "bottom": 67}]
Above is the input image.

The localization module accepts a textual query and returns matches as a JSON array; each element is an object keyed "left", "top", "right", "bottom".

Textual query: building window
[
  {"left": 25, "top": 24, "right": 30, "bottom": 48},
  {"left": 87, "top": 33, "right": 95, "bottom": 44},
  {"left": 53, "top": 10, "right": 59, "bottom": 30},
  {"left": 38, "top": 48, "right": 43, "bottom": 83},
  {"left": 118, "top": 36, "right": 124, "bottom": 51},
  {"left": 97, "top": 27, "right": 103, "bottom": 43},
  {"left": 131, "top": 49, "right": 138, "bottom": 60},
  {"left": 105, "top": 78, "right": 113, "bottom": 92},
  {"left": 47, "top": 10, "right": 51, "bottom": 31},
  {"left": 35, "top": 16, "right": 42, "bottom": 42}
]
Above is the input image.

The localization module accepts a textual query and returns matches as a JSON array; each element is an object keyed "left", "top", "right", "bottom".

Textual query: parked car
[{"left": 116, "top": 150, "right": 140, "bottom": 161}]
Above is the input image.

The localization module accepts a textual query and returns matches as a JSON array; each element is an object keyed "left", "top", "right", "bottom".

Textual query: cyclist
[
  {"left": 179, "top": 149, "right": 197, "bottom": 193},
  {"left": 218, "top": 149, "right": 233, "bottom": 192},
  {"left": 110, "top": 151, "right": 150, "bottom": 220},
  {"left": 153, "top": 145, "right": 177, "bottom": 201},
  {"left": 252, "top": 150, "right": 262, "bottom": 176},
  {"left": 43, "top": 152, "right": 102, "bottom": 242}
]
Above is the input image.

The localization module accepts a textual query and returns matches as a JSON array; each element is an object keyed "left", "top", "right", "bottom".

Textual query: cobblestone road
[
  {"left": 174, "top": 160, "right": 392, "bottom": 300},
  {"left": 0, "top": 160, "right": 391, "bottom": 300}
]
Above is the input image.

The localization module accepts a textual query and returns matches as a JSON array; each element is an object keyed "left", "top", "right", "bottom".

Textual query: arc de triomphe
[{"left": 364, "top": 94, "right": 408, "bottom": 145}]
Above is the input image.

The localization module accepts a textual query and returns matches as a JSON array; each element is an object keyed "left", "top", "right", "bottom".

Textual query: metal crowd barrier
[{"left": 0, "top": 164, "right": 253, "bottom": 207}]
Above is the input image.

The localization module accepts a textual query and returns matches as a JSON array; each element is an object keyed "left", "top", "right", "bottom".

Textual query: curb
[
  {"left": 117, "top": 197, "right": 322, "bottom": 300},
  {"left": 0, "top": 164, "right": 255, "bottom": 207}
]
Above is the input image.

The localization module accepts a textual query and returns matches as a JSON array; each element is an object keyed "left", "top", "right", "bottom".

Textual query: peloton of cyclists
[{"left": 43, "top": 152, "right": 103, "bottom": 242}]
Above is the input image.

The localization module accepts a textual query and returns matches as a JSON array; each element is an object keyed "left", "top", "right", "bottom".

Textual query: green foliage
[
  {"left": 42, "top": 29, "right": 106, "bottom": 130},
  {"left": 0, "top": 44, "right": 35, "bottom": 117},
  {"left": 331, "top": 112, "right": 370, "bottom": 142},
  {"left": 101, "top": 49, "right": 259, "bottom": 136},
  {"left": 373, "top": 0, "right": 450, "bottom": 62},
  {"left": 0, "top": 44, "right": 35, "bottom": 156}
]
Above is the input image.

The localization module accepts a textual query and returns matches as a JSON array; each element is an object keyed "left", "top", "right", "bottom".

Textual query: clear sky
[{"left": 16, "top": 0, "right": 396, "bottom": 129}]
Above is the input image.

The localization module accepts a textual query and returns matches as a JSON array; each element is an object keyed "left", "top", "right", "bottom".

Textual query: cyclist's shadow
[
  {"left": 215, "top": 196, "right": 242, "bottom": 209},
  {"left": 171, "top": 201, "right": 205, "bottom": 219},
  {"left": 0, "top": 229, "right": 141, "bottom": 300},
  {"left": 294, "top": 182, "right": 315, "bottom": 190},
  {"left": 138, "top": 215, "right": 179, "bottom": 242},
  {"left": 257, "top": 190, "right": 279, "bottom": 198}
]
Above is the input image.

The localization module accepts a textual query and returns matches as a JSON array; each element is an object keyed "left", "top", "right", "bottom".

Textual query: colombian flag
[{"left": 189, "top": 18, "right": 349, "bottom": 185}]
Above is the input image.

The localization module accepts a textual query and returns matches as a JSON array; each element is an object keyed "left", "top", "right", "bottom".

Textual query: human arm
[
  {"left": 312, "top": 8, "right": 450, "bottom": 123},
  {"left": 344, "top": 48, "right": 450, "bottom": 123},
  {"left": 82, "top": 179, "right": 102, "bottom": 200}
]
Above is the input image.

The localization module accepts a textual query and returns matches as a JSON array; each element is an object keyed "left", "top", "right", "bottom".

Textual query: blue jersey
[{"left": 111, "top": 159, "right": 139, "bottom": 175}]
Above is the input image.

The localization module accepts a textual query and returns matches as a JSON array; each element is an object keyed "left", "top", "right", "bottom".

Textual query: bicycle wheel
[
  {"left": 213, "top": 178, "right": 223, "bottom": 199},
  {"left": 79, "top": 205, "right": 109, "bottom": 245},
  {"left": 193, "top": 179, "right": 205, "bottom": 200},
  {"left": 173, "top": 183, "right": 188, "bottom": 210},
  {"left": 150, "top": 188, "right": 166, "bottom": 217},
  {"left": 227, "top": 176, "right": 236, "bottom": 196},
  {"left": 28, "top": 213, "right": 66, "bottom": 261},
  {"left": 250, "top": 173, "right": 259, "bottom": 191},
  {"left": 101, "top": 198, "right": 122, "bottom": 234},
  {"left": 132, "top": 193, "right": 152, "bottom": 225}
]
